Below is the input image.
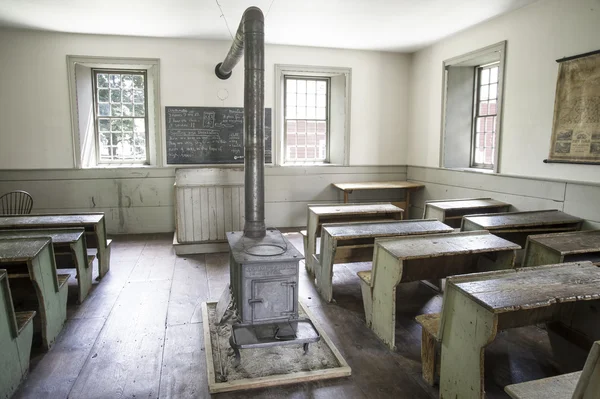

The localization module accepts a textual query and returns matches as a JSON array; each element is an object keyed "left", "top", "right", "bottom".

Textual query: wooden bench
[
  {"left": 0, "top": 269, "right": 36, "bottom": 399},
  {"left": 524, "top": 230, "right": 600, "bottom": 267},
  {"left": 358, "top": 230, "right": 520, "bottom": 350},
  {"left": 437, "top": 261, "right": 600, "bottom": 399},
  {"left": 0, "top": 228, "right": 93, "bottom": 304},
  {"left": 504, "top": 340, "right": 600, "bottom": 399},
  {"left": 0, "top": 213, "right": 111, "bottom": 279},
  {"left": 313, "top": 219, "right": 454, "bottom": 302},
  {"left": 305, "top": 203, "right": 404, "bottom": 275},
  {"left": 0, "top": 238, "right": 70, "bottom": 350},
  {"left": 423, "top": 198, "right": 511, "bottom": 228},
  {"left": 415, "top": 313, "right": 441, "bottom": 386}
]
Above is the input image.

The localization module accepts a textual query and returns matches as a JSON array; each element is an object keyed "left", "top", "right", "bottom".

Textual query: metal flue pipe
[{"left": 215, "top": 7, "right": 266, "bottom": 239}]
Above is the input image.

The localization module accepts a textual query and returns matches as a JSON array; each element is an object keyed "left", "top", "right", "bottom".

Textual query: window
[
  {"left": 93, "top": 70, "right": 148, "bottom": 163},
  {"left": 67, "top": 56, "right": 161, "bottom": 168},
  {"left": 440, "top": 41, "right": 506, "bottom": 172},
  {"left": 472, "top": 64, "right": 499, "bottom": 168},
  {"left": 284, "top": 77, "right": 329, "bottom": 162},
  {"left": 275, "top": 65, "right": 351, "bottom": 166}
]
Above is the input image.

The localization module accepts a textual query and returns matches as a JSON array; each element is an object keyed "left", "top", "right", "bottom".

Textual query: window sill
[
  {"left": 444, "top": 167, "right": 495, "bottom": 174},
  {"left": 83, "top": 163, "right": 153, "bottom": 169}
]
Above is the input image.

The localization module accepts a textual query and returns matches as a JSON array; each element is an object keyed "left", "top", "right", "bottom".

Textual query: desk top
[
  {"left": 332, "top": 181, "right": 424, "bottom": 192},
  {"left": 425, "top": 198, "right": 510, "bottom": 211},
  {"left": 0, "top": 228, "right": 85, "bottom": 244},
  {"left": 323, "top": 219, "right": 453, "bottom": 238},
  {"left": 0, "top": 213, "right": 104, "bottom": 228},
  {"left": 528, "top": 230, "right": 600, "bottom": 255},
  {"left": 463, "top": 210, "right": 583, "bottom": 229},
  {"left": 376, "top": 230, "right": 520, "bottom": 260},
  {"left": 451, "top": 261, "right": 600, "bottom": 313},
  {"left": 0, "top": 237, "right": 51, "bottom": 262},
  {"left": 309, "top": 203, "right": 403, "bottom": 216}
]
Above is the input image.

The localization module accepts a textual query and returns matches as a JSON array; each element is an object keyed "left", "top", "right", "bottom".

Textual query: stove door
[{"left": 250, "top": 278, "right": 296, "bottom": 323}]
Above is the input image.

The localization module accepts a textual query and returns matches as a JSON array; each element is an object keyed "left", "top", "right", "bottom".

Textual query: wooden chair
[
  {"left": 505, "top": 340, "right": 600, "bottom": 399},
  {"left": 0, "top": 191, "right": 33, "bottom": 215}
]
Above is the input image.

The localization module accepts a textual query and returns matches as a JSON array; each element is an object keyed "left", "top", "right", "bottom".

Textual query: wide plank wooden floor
[{"left": 12, "top": 232, "right": 582, "bottom": 399}]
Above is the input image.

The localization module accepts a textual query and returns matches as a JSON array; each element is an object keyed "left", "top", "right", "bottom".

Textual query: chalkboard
[{"left": 165, "top": 106, "right": 272, "bottom": 164}]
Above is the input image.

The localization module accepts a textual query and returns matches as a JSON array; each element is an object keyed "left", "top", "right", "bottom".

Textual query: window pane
[
  {"left": 297, "top": 94, "right": 306, "bottom": 107},
  {"left": 134, "top": 104, "right": 145, "bottom": 117},
  {"left": 317, "top": 81, "right": 327, "bottom": 94},
  {"left": 479, "top": 101, "right": 488, "bottom": 116},
  {"left": 111, "top": 119, "right": 122, "bottom": 132},
  {"left": 122, "top": 75, "right": 133, "bottom": 89},
  {"left": 297, "top": 120, "right": 306, "bottom": 133},
  {"left": 109, "top": 74, "right": 121, "bottom": 88},
  {"left": 307, "top": 93, "right": 316, "bottom": 107},
  {"left": 98, "top": 118, "right": 110, "bottom": 131},
  {"left": 286, "top": 107, "right": 296, "bottom": 119},
  {"left": 134, "top": 118, "right": 145, "bottom": 133},
  {"left": 307, "top": 80, "right": 316, "bottom": 94},
  {"left": 134, "top": 89, "right": 144, "bottom": 104},
  {"left": 98, "top": 89, "right": 109, "bottom": 103},
  {"left": 485, "top": 116, "right": 495, "bottom": 133},
  {"left": 122, "top": 90, "right": 133, "bottom": 103},
  {"left": 287, "top": 79, "right": 296, "bottom": 93},
  {"left": 110, "top": 89, "right": 121, "bottom": 103},
  {"left": 474, "top": 148, "right": 484, "bottom": 164},
  {"left": 490, "top": 67, "right": 499, "bottom": 83},
  {"left": 489, "top": 83, "right": 498, "bottom": 100},
  {"left": 122, "top": 104, "right": 134, "bottom": 117},
  {"left": 286, "top": 120, "right": 297, "bottom": 133},
  {"left": 133, "top": 75, "right": 144, "bottom": 89},
  {"left": 122, "top": 118, "right": 134, "bottom": 131},
  {"left": 480, "top": 69, "right": 490, "bottom": 85},
  {"left": 97, "top": 74, "right": 109, "bottom": 88},
  {"left": 111, "top": 105, "right": 122, "bottom": 117},
  {"left": 98, "top": 103, "right": 110, "bottom": 116},
  {"left": 286, "top": 93, "right": 296, "bottom": 106},
  {"left": 317, "top": 94, "right": 326, "bottom": 107},
  {"left": 476, "top": 117, "right": 485, "bottom": 133},
  {"left": 316, "top": 108, "right": 326, "bottom": 120},
  {"left": 488, "top": 100, "right": 497, "bottom": 115},
  {"left": 306, "top": 107, "right": 316, "bottom": 119},
  {"left": 297, "top": 80, "right": 306, "bottom": 94},
  {"left": 479, "top": 85, "right": 489, "bottom": 101},
  {"left": 297, "top": 107, "right": 306, "bottom": 118}
]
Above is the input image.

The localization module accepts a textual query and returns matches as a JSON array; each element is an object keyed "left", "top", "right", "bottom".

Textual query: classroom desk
[
  {"left": 423, "top": 198, "right": 511, "bottom": 228},
  {"left": 359, "top": 230, "right": 519, "bottom": 350},
  {"left": 305, "top": 203, "right": 404, "bottom": 275},
  {"left": 438, "top": 261, "right": 600, "bottom": 399},
  {"left": 0, "top": 228, "right": 92, "bottom": 304},
  {"left": 524, "top": 230, "right": 600, "bottom": 266},
  {"left": 332, "top": 181, "right": 424, "bottom": 217},
  {"left": 461, "top": 210, "right": 583, "bottom": 247},
  {"left": 0, "top": 213, "right": 110, "bottom": 278},
  {"left": 314, "top": 219, "right": 454, "bottom": 302},
  {"left": 0, "top": 238, "right": 69, "bottom": 350},
  {"left": 0, "top": 270, "right": 36, "bottom": 399}
]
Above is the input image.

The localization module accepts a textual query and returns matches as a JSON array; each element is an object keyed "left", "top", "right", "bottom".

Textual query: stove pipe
[{"left": 215, "top": 7, "right": 266, "bottom": 239}]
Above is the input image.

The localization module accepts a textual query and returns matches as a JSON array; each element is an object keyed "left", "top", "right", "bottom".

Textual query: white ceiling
[{"left": 0, "top": 0, "right": 539, "bottom": 52}]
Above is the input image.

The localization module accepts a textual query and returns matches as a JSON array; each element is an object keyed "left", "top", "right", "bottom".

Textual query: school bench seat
[
  {"left": 415, "top": 313, "right": 441, "bottom": 386},
  {"left": 504, "top": 340, "right": 600, "bottom": 399},
  {"left": 0, "top": 269, "right": 36, "bottom": 399}
]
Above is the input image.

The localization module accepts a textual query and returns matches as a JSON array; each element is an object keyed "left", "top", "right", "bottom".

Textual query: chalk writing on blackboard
[{"left": 165, "top": 107, "right": 272, "bottom": 164}]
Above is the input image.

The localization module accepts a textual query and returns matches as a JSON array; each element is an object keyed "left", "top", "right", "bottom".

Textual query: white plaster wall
[
  {"left": 0, "top": 29, "right": 410, "bottom": 169},
  {"left": 407, "top": 0, "right": 600, "bottom": 183}
]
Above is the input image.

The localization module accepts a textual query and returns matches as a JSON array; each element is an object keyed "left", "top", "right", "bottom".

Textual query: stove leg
[{"left": 229, "top": 335, "right": 241, "bottom": 367}]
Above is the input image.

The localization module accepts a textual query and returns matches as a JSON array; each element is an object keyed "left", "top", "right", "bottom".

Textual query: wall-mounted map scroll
[
  {"left": 547, "top": 50, "right": 600, "bottom": 164},
  {"left": 165, "top": 107, "right": 272, "bottom": 164}
]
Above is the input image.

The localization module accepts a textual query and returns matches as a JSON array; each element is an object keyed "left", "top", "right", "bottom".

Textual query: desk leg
[
  {"left": 95, "top": 223, "right": 109, "bottom": 279},
  {"left": 404, "top": 190, "right": 411, "bottom": 220},
  {"left": 439, "top": 286, "right": 497, "bottom": 399},
  {"left": 306, "top": 214, "right": 318, "bottom": 276},
  {"left": 316, "top": 234, "right": 336, "bottom": 302},
  {"left": 343, "top": 191, "right": 349, "bottom": 203}
]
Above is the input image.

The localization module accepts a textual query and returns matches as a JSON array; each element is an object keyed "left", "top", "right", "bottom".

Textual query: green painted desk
[
  {"left": 359, "top": 230, "right": 519, "bottom": 350},
  {"left": 438, "top": 261, "right": 600, "bottom": 399},
  {"left": 314, "top": 219, "right": 454, "bottom": 302},
  {"left": 0, "top": 228, "right": 92, "bottom": 303},
  {"left": 0, "top": 269, "right": 36, "bottom": 399},
  {"left": 524, "top": 230, "right": 600, "bottom": 266},
  {"left": 0, "top": 213, "right": 110, "bottom": 278},
  {"left": 0, "top": 238, "right": 69, "bottom": 350},
  {"left": 305, "top": 203, "right": 404, "bottom": 275}
]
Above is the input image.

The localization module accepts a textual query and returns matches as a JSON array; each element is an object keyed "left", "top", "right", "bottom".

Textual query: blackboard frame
[{"left": 165, "top": 106, "right": 272, "bottom": 165}]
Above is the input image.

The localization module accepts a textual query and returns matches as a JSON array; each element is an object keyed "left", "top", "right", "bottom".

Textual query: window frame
[
  {"left": 91, "top": 68, "right": 150, "bottom": 164},
  {"left": 67, "top": 56, "right": 162, "bottom": 168},
  {"left": 274, "top": 64, "right": 351, "bottom": 167},
  {"left": 470, "top": 62, "right": 500, "bottom": 169},
  {"left": 439, "top": 41, "right": 506, "bottom": 173},
  {"left": 283, "top": 75, "right": 331, "bottom": 163}
]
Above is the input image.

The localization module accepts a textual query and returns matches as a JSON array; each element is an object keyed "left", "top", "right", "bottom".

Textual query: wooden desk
[
  {"left": 0, "top": 270, "right": 36, "bottom": 399},
  {"left": 332, "top": 181, "right": 424, "bottom": 217},
  {"left": 0, "top": 228, "right": 92, "bottom": 304},
  {"left": 359, "top": 231, "right": 519, "bottom": 350},
  {"left": 0, "top": 213, "right": 110, "bottom": 278},
  {"left": 524, "top": 230, "right": 600, "bottom": 266},
  {"left": 438, "top": 261, "right": 600, "bottom": 399},
  {"left": 314, "top": 219, "right": 454, "bottom": 302},
  {"left": 461, "top": 210, "right": 583, "bottom": 247},
  {"left": 423, "top": 198, "right": 511, "bottom": 228},
  {"left": 0, "top": 238, "right": 69, "bottom": 350},
  {"left": 305, "top": 203, "right": 404, "bottom": 275}
]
